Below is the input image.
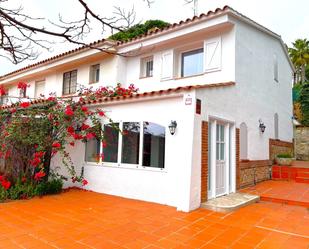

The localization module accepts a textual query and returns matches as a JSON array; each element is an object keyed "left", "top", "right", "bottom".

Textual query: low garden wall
[{"left": 269, "top": 139, "right": 294, "bottom": 162}]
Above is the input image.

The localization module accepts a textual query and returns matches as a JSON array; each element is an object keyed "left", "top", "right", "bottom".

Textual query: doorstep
[{"left": 201, "top": 192, "right": 260, "bottom": 213}]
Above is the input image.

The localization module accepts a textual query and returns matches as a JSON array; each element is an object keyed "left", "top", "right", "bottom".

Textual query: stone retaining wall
[
  {"left": 295, "top": 127, "right": 309, "bottom": 161},
  {"left": 239, "top": 160, "right": 272, "bottom": 188}
]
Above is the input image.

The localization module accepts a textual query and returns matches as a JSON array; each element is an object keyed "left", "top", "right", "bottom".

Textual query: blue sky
[{"left": 0, "top": 0, "right": 308, "bottom": 75}]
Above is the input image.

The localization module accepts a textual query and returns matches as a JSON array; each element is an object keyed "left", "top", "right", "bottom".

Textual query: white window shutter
[
  {"left": 161, "top": 51, "right": 173, "bottom": 80},
  {"left": 204, "top": 37, "right": 222, "bottom": 71}
]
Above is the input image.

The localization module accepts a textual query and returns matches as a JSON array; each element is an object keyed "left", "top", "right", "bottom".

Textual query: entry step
[{"left": 201, "top": 192, "right": 260, "bottom": 213}]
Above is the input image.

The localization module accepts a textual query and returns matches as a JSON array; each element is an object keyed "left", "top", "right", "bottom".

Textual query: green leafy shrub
[
  {"left": 34, "top": 178, "right": 63, "bottom": 196},
  {"left": 277, "top": 153, "right": 292, "bottom": 158},
  {"left": 8, "top": 181, "right": 36, "bottom": 200},
  {"left": 299, "top": 82, "right": 309, "bottom": 126},
  {"left": 109, "top": 20, "right": 169, "bottom": 42}
]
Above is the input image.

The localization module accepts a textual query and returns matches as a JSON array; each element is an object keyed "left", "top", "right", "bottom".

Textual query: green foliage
[
  {"left": 34, "top": 178, "right": 63, "bottom": 196},
  {"left": 299, "top": 82, "right": 309, "bottom": 126},
  {"left": 109, "top": 20, "right": 169, "bottom": 42},
  {"left": 293, "top": 83, "right": 302, "bottom": 102},
  {"left": 0, "top": 178, "right": 63, "bottom": 202},
  {"left": 289, "top": 39, "right": 309, "bottom": 84},
  {"left": 276, "top": 153, "right": 292, "bottom": 158}
]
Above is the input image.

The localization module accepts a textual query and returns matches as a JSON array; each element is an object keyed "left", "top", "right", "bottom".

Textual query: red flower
[
  {"left": 81, "top": 124, "right": 90, "bottom": 130},
  {"left": 73, "top": 133, "right": 83, "bottom": 140},
  {"left": 17, "top": 82, "right": 29, "bottom": 90},
  {"left": 81, "top": 106, "right": 88, "bottom": 112},
  {"left": 47, "top": 96, "right": 56, "bottom": 102},
  {"left": 34, "top": 171, "right": 46, "bottom": 180},
  {"left": 67, "top": 126, "right": 75, "bottom": 133},
  {"left": 65, "top": 106, "right": 74, "bottom": 116},
  {"left": 52, "top": 142, "right": 61, "bottom": 148},
  {"left": 20, "top": 102, "right": 30, "bottom": 108},
  {"left": 21, "top": 177, "right": 27, "bottom": 183},
  {"left": 10, "top": 108, "right": 17, "bottom": 114},
  {"left": 102, "top": 141, "right": 107, "bottom": 148},
  {"left": 98, "top": 111, "right": 105, "bottom": 117},
  {"left": 30, "top": 157, "right": 41, "bottom": 167},
  {"left": 71, "top": 177, "right": 77, "bottom": 183},
  {"left": 69, "top": 141, "right": 75, "bottom": 147},
  {"left": 82, "top": 179, "right": 88, "bottom": 186},
  {"left": 0, "top": 86, "right": 7, "bottom": 96},
  {"left": 86, "top": 133, "right": 96, "bottom": 140},
  {"left": 34, "top": 151, "right": 45, "bottom": 158},
  {"left": 1, "top": 180, "right": 11, "bottom": 190}
]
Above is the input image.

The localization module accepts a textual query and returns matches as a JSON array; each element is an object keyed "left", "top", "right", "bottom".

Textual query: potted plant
[{"left": 276, "top": 153, "right": 293, "bottom": 166}]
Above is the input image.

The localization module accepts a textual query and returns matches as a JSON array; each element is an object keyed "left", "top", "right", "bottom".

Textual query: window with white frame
[
  {"left": 140, "top": 56, "right": 154, "bottom": 78},
  {"left": 85, "top": 121, "right": 166, "bottom": 169},
  {"left": 181, "top": 48, "right": 204, "bottom": 77},
  {"left": 35, "top": 80, "right": 45, "bottom": 98},
  {"left": 63, "top": 70, "right": 77, "bottom": 95},
  {"left": 89, "top": 64, "right": 100, "bottom": 84}
]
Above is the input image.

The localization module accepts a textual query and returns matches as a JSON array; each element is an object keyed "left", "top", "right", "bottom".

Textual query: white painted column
[
  {"left": 225, "top": 123, "right": 230, "bottom": 194},
  {"left": 210, "top": 120, "right": 217, "bottom": 199}
]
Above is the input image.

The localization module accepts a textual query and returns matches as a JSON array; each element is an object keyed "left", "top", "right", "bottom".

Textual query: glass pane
[
  {"left": 220, "top": 143, "right": 225, "bottom": 160},
  {"left": 142, "top": 122, "right": 165, "bottom": 168},
  {"left": 103, "top": 123, "right": 119, "bottom": 163},
  {"left": 181, "top": 48, "right": 203, "bottom": 77},
  {"left": 121, "top": 122, "right": 140, "bottom": 164},
  {"left": 216, "top": 124, "right": 219, "bottom": 141},
  {"left": 85, "top": 138, "right": 100, "bottom": 162},
  {"left": 146, "top": 60, "right": 153, "bottom": 77},
  {"left": 216, "top": 142, "right": 220, "bottom": 160},
  {"left": 220, "top": 125, "right": 225, "bottom": 142},
  {"left": 95, "top": 68, "right": 100, "bottom": 82}
]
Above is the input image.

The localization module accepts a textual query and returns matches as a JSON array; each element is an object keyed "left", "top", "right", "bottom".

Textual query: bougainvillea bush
[{"left": 0, "top": 83, "right": 137, "bottom": 201}]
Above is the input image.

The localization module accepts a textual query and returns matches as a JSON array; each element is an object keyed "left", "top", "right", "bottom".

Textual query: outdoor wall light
[
  {"left": 259, "top": 119, "right": 266, "bottom": 133},
  {"left": 168, "top": 121, "right": 177, "bottom": 135}
]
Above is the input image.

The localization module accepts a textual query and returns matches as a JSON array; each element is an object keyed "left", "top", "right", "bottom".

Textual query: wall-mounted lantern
[
  {"left": 259, "top": 119, "right": 266, "bottom": 133},
  {"left": 168, "top": 121, "right": 177, "bottom": 135}
]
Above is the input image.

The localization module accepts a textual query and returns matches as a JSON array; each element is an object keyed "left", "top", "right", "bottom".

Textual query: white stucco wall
[
  {"left": 233, "top": 17, "right": 293, "bottom": 160},
  {"left": 51, "top": 95, "right": 197, "bottom": 212}
]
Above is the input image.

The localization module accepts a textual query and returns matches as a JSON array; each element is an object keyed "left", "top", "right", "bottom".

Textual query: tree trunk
[{"left": 301, "top": 65, "right": 306, "bottom": 84}]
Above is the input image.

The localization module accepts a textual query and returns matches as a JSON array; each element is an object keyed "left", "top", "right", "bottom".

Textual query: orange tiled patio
[
  {"left": 240, "top": 180, "right": 309, "bottom": 208},
  {"left": 0, "top": 189, "right": 308, "bottom": 249}
]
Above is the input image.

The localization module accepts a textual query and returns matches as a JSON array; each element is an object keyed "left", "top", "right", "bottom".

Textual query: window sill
[
  {"left": 84, "top": 162, "right": 167, "bottom": 173},
  {"left": 174, "top": 72, "right": 205, "bottom": 80},
  {"left": 139, "top": 76, "right": 153, "bottom": 79}
]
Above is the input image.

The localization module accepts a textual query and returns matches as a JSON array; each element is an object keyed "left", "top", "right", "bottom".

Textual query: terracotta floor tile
[{"left": 0, "top": 188, "right": 308, "bottom": 249}]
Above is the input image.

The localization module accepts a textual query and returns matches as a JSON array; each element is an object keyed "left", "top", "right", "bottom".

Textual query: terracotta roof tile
[
  {"left": 0, "top": 39, "right": 114, "bottom": 80},
  {"left": 0, "top": 82, "right": 235, "bottom": 110},
  {"left": 81, "top": 81, "right": 235, "bottom": 105}
]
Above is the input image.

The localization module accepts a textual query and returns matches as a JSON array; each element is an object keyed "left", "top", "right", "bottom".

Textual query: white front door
[
  {"left": 216, "top": 124, "right": 226, "bottom": 196},
  {"left": 208, "top": 119, "right": 235, "bottom": 200}
]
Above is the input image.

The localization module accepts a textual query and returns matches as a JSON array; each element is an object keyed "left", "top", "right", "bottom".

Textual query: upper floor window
[
  {"left": 140, "top": 56, "right": 153, "bottom": 78},
  {"left": 274, "top": 54, "right": 278, "bottom": 82},
  {"left": 89, "top": 64, "right": 100, "bottom": 84},
  {"left": 181, "top": 48, "right": 204, "bottom": 77},
  {"left": 63, "top": 70, "right": 77, "bottom": 95}
]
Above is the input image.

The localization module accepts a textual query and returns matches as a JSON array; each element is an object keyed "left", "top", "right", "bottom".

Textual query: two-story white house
[{"left": 0, "top": 6, "right": 294, "bottom": 212}]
